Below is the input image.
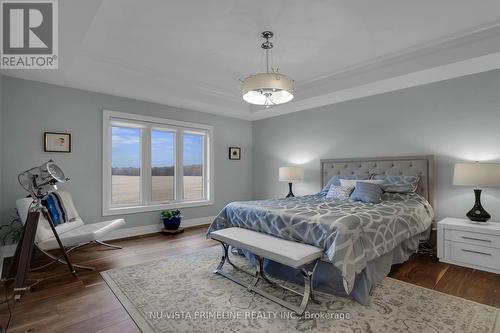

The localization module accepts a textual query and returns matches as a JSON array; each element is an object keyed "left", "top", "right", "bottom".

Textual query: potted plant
[{"left": 161, "top": 209, "right": 182, "bottom": 230}]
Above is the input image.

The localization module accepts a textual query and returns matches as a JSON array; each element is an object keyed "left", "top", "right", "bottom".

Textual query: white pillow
[{"left": 339, "top": 179, "right": 384, "bottom": 188}]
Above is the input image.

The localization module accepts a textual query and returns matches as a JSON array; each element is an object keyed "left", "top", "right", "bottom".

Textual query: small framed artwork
[
  {"left": 229, "top": 147, "right": 241, "bottom": 160},
  {"left": 44, "top": 132, "right": 72, "bottom": 153}
]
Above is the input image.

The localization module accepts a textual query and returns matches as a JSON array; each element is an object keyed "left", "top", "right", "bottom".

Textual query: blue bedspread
[{"left": 207, "top": 193, "right": 433, "bottom": 294}]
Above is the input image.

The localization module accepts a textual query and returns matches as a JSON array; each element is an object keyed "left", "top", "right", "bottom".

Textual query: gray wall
[
  {"left": 0, "top": 77, "right": 253, "bottom": 229},
  {"left": 0, "top": 75, "right": 3, "bottom": 214},
  {"left": 253, "top": 69, "right": 500, "bottom": 221}
]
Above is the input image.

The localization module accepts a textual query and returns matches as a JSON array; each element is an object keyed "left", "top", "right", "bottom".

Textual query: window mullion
[
  {"left": 176, "top": 130, "right": 184, "bottom": 201},
  {"left": 142, "top": 127, "right": 152, "bottom": 205},
  {"left": 204, "top": 134, "right": 209, "bottom": 200},
  {"left": 104, "top": 120, "right": 112, "bottom": 211}
]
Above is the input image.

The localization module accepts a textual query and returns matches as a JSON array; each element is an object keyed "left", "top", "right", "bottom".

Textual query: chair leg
[
  {"left": 36, "top": 247, "right": 94, "bottom": 271},
  {"left": 30, "top": 242, "right": 91, "bottom": 271},
  {"left": 95, "top": 240, "right": 122, "bottom": 249}
]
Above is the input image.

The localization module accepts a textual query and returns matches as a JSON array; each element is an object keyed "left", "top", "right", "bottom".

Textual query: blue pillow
[
  {"left": 320, "top": 174, "right": 369, "bottom": 196},
  {"left": 349, "top": 182, "right": 383, "bottom": 203},
  {"left": 41, "top": 192, "right": 68, "bottom": 226},
  {"left": 377, "top": 175, "right": 420, "bottom": 193}
]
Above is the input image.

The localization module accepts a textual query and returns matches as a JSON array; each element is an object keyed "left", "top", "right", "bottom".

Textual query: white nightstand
[{"left": 437, "top": 218, "right": 500, "bottom": 274}]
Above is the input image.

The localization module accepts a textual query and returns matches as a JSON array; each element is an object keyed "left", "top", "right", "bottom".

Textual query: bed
[{"left": 207, "top": 155, "right": 436, "bottom": 304}]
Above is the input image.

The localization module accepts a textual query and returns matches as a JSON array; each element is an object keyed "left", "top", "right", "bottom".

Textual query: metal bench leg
[
  {"left": 258, "top": 257, "right": 276, "bottom": 286},
  {"left": 211, "top": 241, "right": 320, "bottom": 315},
  {"left": 213, "top": 242, "right": 250, "bottom": 289},
  {"left": 214, "top": 242, "right": 229, "bottom": 273},
  {"left": 297, "top": 270, "right": 313, "bottom": 315},
  {"left": 249, "top": 256, "right": 262, "bottom": 288},
  {"left": 304, "top": 260, "right": 320, "bottom": 304}
]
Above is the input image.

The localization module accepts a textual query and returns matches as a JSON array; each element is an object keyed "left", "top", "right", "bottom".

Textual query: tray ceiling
[{"left": 2, "top": 0, "right": 500, "bottom": 120}]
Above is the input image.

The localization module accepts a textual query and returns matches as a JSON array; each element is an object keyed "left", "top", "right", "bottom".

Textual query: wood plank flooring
[{"left": 1, "top": 225, "right": 498, "bottom": 332}]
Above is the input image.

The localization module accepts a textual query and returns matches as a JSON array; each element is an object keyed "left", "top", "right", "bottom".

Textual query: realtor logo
[{"left": 1, "top": 0, "right": 58, "bottom": 69}]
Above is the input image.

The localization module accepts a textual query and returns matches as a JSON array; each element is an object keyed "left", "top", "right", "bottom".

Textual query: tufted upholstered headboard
[{"left": 320, "top": 155, "right": 436, "bottom": 210}]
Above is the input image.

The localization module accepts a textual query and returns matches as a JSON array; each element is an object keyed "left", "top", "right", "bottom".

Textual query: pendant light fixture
[{"left": 242, "top": 31, "right": 294, "bottom": 108}]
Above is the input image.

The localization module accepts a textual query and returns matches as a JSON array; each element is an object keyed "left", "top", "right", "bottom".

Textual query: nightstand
[{"left": 437, "top": 217, "right": 500, "bottom": 274}]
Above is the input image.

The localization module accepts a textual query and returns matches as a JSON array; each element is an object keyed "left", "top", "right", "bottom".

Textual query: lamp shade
[
  {"left": 453, "top": 163, "right": 500, "bottom": 187},
  {"left": 279, "top": 166, "right": 303, "bottom": 183},
  {"left": 242, "top": 73, "right": 294, "bottom": 106}
]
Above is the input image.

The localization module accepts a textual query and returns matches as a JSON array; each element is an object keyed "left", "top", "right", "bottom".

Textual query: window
[{"left": 103, "top": 110, "right": 213, "bottom": 216}]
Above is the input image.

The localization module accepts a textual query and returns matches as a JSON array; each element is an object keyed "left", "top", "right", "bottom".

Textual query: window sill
[{"left": 102, "top": 199, "right": 214, "bottom": 216}]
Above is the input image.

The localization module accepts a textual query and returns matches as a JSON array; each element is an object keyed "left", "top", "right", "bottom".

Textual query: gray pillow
[
  {"left": 320, "top": 174, "right": 369, "bottom": 196},
  {"left": 374, "top": 175, "right": 420, "bottom": 193},
  {"left": 349, "top": 182, "right": 383, "bottom": 203}
]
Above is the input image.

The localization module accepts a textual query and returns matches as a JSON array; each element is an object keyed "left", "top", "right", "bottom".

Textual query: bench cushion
[{"left": 210, "top": 227, "right": 322, "bottom": 269}]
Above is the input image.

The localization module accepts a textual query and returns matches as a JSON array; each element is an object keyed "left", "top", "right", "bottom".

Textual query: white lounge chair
[{"left": 16, "top": 190, "right": 126, "bottom": 270}]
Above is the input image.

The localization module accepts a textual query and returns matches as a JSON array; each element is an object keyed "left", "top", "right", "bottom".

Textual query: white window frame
[{"left": 103, "top": 110, "right": 214, "bottom": 216}]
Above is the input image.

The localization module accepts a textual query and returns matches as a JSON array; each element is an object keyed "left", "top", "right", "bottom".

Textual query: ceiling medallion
[{"left": 242, "top": 31, "right": 294, "bottom": 108}]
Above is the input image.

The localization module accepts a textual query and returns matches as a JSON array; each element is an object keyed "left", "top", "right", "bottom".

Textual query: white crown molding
[
  {"left": 297, "top": 20, "right": 500, "bottom": 87},
  {"left": 3, "top": 21, "right": 500, "bottom": 121},
  {"left": 251, "top": 51, "right": 500, "bottom": 120}
]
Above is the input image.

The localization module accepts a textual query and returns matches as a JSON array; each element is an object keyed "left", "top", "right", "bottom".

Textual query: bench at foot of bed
[{"left": 210, "top": 227, "right": 323, "bottom": 315}]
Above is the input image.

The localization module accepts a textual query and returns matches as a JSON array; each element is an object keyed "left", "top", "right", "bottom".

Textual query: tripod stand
[{"left": 7, "top": 199, "right": 77, "bottom": 300}]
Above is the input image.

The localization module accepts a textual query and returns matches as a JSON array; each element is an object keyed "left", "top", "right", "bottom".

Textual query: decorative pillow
[
  {"left": 320, "top": 174, "right": 369, "bottom": 196},
  {"left": 375, "top": 175, "right": 420, "bottom": 193},
  {"left": 41, "top": 192, "right": 68, "bottom": 226},
  {"left": 349, "top": 182, "right": 383, "bottom": 203},
  {"left": 325, "top": 185, "right": 354, "bottom": 200},
  {"left": 339, "top": 179, "right": 384, "bottom": 188}
]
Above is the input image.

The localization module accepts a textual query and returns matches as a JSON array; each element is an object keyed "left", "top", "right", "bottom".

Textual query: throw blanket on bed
[{"left": 207, "top": 192, "right": 434, "bottom": 294}]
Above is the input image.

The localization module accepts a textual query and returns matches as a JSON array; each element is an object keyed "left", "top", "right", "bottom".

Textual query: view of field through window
[{"left": 111, "top": 126, "right": 204, "bottom": 204}]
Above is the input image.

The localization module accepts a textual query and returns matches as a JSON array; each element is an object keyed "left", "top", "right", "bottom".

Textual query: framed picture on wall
[
  {"left": 44, "top": 132, "right": 72, "bottom": 153},
  {"left": 229, "top": 147, "right": 241, "bottom": 160}
]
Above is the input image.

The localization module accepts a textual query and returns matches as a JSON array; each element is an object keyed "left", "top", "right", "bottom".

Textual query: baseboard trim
[
  {"left": 0, "top": 216, "right": 214, "bottom": 261},
  {"left": 103, "top": 216, "right": 214, "bottom": 241}
]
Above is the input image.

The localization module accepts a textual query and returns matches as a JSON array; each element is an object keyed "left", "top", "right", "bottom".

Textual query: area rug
[{"left": 101, "top": 246, "right": 499, "bottom": 333}]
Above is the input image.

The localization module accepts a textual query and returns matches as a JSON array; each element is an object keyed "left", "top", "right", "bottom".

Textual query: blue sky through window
[
  {"left": 183, "top": 133, "right": 203, "bottom": 166},
  {"left": 152, "top": 130, "right": 174, "bottom": 167},
  {"left": 112, "top": 127, "right": 141, "bottom": 168},
  {"left": 112, "top": 127, "right": 203, "bottom": 167}
]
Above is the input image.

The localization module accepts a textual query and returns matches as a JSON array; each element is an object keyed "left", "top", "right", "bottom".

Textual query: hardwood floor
[{"left": 1, "top": 225, "right": 499, "bottom": 332}]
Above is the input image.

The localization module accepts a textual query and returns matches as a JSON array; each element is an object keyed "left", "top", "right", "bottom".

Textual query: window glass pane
[
  {"left": 111, "top": 126, "right": 141, "bottom": 204},
  {"left": 151, "top": 130, "right": 175, "bottom": 201},
  {"left": 183, "top": 133, "right": 204, "bottom": 200}
]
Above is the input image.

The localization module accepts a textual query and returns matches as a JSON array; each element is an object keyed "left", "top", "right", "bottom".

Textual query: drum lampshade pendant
[{"left": 242, "top": 31, "right": 294, "bottom": 108}]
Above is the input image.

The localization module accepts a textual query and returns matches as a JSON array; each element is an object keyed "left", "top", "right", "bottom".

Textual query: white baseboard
[
  {"left": 103, "top": 216, "right": 214, "bottom": 241},
  {"left": 0, "top": 216, "right": 214, "bottom": 263}
]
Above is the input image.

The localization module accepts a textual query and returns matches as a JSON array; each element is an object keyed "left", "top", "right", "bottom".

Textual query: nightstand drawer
[
  {"left": 445, "top": 229, "right": 500, "bottom": 249},
  {"left": 446, "top": 241, "right": 500, "bottom": 271}
]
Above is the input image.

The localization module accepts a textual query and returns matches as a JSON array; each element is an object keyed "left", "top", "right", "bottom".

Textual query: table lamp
[
  {"left": 279, "top": 166, "right": 303, "bottom": 198},
  {"left": 453, "top": 162, "right": 500, "bottom": 222}
]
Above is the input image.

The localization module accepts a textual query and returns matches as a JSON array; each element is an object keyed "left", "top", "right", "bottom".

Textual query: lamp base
[
  {"left": 466, "top": 189, "right": 491, "bottom": 222},
  {"left": 286, "top": 182, "right": 295, "bottom": 198}
]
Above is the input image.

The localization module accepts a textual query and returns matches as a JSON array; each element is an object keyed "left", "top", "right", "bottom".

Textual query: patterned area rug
[{"left": 101, "top": 246, "right": 499, "bottom": 333}]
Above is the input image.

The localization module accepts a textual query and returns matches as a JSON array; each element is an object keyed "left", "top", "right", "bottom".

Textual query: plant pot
[{"left": 162, "top": 216, "right": 181, "bottom": 230}]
